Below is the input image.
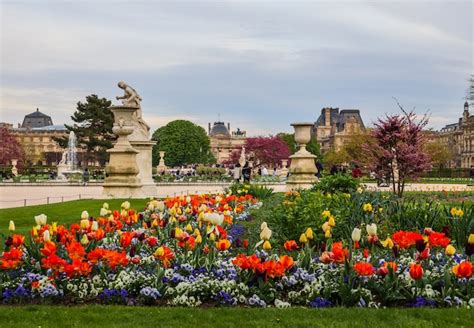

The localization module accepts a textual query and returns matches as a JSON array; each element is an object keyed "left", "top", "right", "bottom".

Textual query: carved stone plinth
[
  {"left": 130, "top": 140, "right": 157, "bottom": 197},
  {"left": 286, "top": 123, "right": 317, "bottom": 191},
  {"left": 103, "top": 106, "right": 143, "bottom": 198}
]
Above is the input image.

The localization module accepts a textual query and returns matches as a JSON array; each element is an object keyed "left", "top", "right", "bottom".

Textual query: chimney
[
  {"left": 325, "top": 108, "right": 331, "bottom": 127},
  {"left": 208, "top": 123, "right": 211, "bottom": 134}
]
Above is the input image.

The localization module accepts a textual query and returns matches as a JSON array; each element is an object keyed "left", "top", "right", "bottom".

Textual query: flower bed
[{"left": 0, "top": 192, "right": 472, "bottom": 308}]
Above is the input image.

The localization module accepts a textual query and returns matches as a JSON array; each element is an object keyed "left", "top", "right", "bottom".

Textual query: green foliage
[
  {"left": 313, "top": 173, "right": 360, "bottom": 194},
  {"left": 54, "top": 95, "right": 115, "bottom": 165},
  {"left": 152, "top": 120, "right": 215, "bottom": 167},
  {"left": 228, "top": 183, "right": 274, "bottom": 200},
  {"left": 278, "top": 133, "right": 321, "bottom": 159}
]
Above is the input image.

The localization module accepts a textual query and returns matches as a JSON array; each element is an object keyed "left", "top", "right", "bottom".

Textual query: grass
[
  {"left": 0, "top": 306, "right": 471, "bottom": 328},
  {"left": 0, "top": 199, "right": 149, "bottom": 235}
]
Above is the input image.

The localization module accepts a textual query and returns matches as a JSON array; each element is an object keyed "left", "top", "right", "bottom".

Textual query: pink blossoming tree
[{"left": 364, "top": 104, "right": 432, "bottom": 197}]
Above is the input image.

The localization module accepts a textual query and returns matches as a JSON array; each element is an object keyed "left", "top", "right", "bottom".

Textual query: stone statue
[
  {"left": 59, "top": 151, "right": 67, "bottom": 165},
  {"left": 116, "top": 81, "right": 150, "bottom": 137}
]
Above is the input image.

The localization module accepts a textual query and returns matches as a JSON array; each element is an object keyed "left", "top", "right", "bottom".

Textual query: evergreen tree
[
  {"left": 152, "top": 120, "right": 215, "bottom": 167},
  {"left": 54, "top": 95, "right": 114, "bottom": 165}
]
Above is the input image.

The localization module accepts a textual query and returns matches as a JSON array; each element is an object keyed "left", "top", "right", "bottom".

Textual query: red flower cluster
[
  {"left": 319, "top": 242, "right": 348, "bottom": 264},
  {"left": 452, "top": 261, "right": 473, "bottom": 279},
  {"left": 0, "top": 247, "right": 22, "bottom": 270},
  {"left": 233, "top": 254, "right": 294, "bottom": 279},
  {"left": 353, "top": 262, "right": 374, "bottom": 276},
  {"left": 391, "top": 231, "right": 423, "bottom": 249},
  {"left": 428, "top": 232, "right": 450, "bottom": 248}
]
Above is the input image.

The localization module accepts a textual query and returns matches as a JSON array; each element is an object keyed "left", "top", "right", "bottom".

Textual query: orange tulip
[
  {"left": 452, "top": 261, "right": 473, "bottom": 279},
  {"left": 215, "top": 239, "right": 231, "bottom": 251},
  {"left": 409, "top": 263, "right": 423, "bottom": 280}
]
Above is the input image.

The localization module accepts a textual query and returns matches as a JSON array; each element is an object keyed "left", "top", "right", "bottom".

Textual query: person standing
[
  {"left": 261, "top": 165, "right": 269, "bottom": 176},
  {"left": 242, "top": 162, "right": 251, "bottom": 183},
  {"left": 82, "top": 168, "right": 90, "bottom": 186},
  {"left": 233, "top": 163, "right": 242, "bottom": 183},
  {"left": 316, "top": 160, "right": 323, "bottom": 178}
]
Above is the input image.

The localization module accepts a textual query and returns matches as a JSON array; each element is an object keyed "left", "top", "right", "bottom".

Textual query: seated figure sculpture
[{"left": 116, "top": 81, "right": 150, "bottom": 139}]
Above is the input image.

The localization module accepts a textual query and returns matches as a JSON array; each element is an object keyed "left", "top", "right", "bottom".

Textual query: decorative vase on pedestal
[
  {"left": 156, "top": 151, "right": 167, "bottom": 174},
  {"left": 103, "top": 106, "right": 143, "bottom": 198},
  {"left": 285, "top": 123, "right": 317, "bottom": 191},
  {"left": 279, "top": 159, "right": 289, "bottom": 179}
]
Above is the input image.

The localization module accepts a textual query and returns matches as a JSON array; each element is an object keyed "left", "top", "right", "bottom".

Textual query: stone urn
[
  {"left": 11, "top": 159, "right": 18, "bottom": 177},
  {"left": 103, "top": 106, "right": 142, "bottom": 198},
  {"left": 286, "top": 123, "right": 317, "bottom": 190},
  {"left": 279, "top": 159, "right": 289, "bottom": 179}
]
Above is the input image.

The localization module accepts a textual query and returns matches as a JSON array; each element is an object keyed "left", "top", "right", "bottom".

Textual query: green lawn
[
  {"left": 0, "top": 199, "right": 149, "bottom": 235},
  {"left": 0, "top": 306, "right": 471, "bottom": 328}
]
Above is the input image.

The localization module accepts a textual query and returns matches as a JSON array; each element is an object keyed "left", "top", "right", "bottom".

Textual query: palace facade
[{"left": 208, "top": 121, "right": 246, "bottom": 164}]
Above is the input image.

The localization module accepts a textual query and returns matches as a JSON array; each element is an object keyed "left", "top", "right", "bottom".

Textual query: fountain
[{"left": 57, "top": 131, "right": 82, "bottom": 180}]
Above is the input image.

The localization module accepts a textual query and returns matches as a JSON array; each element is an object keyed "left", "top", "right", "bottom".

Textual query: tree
[
  {"left": 364, "top": 104, "right": 432, "bottom": 197},
  {"left": 53, "top": 95, "right": 114, "bottom": 166},
  {"left": 241, "top": 136, "right": 291, "bottom": 167},
  {"left": 278, "top": 133, "right": 321, "bottom": 159},
  {"left": 151, "top": 120, "right": 214, "bottom": 167},
  {"left": 324, "top": 132, "right": 374, "bottom": 167},
  {"left": 0, "top": 127, "right": 24, "bottom": 168},
  {"left": 423, "top": 139, "right": 453, "bottom": 171}
]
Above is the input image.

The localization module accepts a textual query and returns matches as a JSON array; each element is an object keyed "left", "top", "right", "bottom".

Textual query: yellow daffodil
[
  {"left": 322, "top": 210, "right": 331, "bottom": 218},
  {"left": 324, "top": 229, "right": 331, "bottom": 239},
  {"left": 363, "top": 203, "right": 373, "bottom": 213}
]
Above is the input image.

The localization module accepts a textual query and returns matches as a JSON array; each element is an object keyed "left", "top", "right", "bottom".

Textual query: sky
[{"left": 0, "top": 0, "right": 472, "bottom": 136}]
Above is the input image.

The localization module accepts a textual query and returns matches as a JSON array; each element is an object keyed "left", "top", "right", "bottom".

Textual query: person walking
[
  {"left": 261, "top": 165, "right": 269, "bottom": 176},
  {"left": 82, "top": 168, "right": 90, "bottom": 186},
  {"left": 316, "top": 160, "right": 323, "bottom": 178}
]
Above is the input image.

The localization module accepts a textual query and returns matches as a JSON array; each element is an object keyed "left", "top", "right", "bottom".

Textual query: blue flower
[{"left": 309, "top": 297, "right": 332, "bottom": 308}]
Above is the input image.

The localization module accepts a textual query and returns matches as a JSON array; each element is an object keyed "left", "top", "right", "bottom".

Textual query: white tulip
[
  {"left": 366, "top": 223, "right": 377, "bottom": 236},
  {"left": 91, "top": 221, "right": 99, "bottom": 231},
  {"left": 43, "top": 230, "right": 51, "bottom": 242},
  {"left": 351, "top": 228, "right": 361, "bottom": 242},
  {"left": 260, "top": 222, "right": 268, "bottom": 231},
  {"left": 100, "top": 207, "right": 109, "bottom": 217},
  {"left": 102, "top": 202, "right": 109, "bottom": 210},
  {"left": 260, "top": 227, "right": 272, "bottom": 241},
  {"left": 121, "top": 201, "right": 131, "bottom": 210},
  {"left": 34, "top": 214, "right": 47, "bottom": 226},
  {"left": 81, "top": 211, "right": 89, "bottom": 219}
]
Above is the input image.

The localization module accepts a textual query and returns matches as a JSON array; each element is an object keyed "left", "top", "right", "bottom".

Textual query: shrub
[{"left": 313, "top": 174, "right": 360, "bottom": 194}]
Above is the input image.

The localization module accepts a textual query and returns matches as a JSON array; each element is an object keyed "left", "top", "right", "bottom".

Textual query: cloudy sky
[{"left": 0, "top": 0, "right": 472, "bottom": 135}]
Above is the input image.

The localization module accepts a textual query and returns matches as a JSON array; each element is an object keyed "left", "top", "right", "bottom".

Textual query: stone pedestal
[
  {"left": 279, "top": 159, "right": 289, "bottom": 178},
  {"left": 130, "top": 140, "right": 157, "bottom": 197},
  {"left": 57, "top": 163, "right": 68, "bottom": 180},
  {"left": 286, "top": 123, "right": 317, "bottom": 191},
  {"left": 103, "top": 106, "right": 143, "bottom": 198}
]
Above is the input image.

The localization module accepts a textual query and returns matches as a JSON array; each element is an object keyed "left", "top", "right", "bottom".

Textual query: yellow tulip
[
  {"left": 363, "top": 203, "right": 373, "bottom": 212},
  {"left": 8, "top": 220, "right": 15, "bottom": 232},
  {"left": 195, "top": 235, "right": 202, "bottom": 244},
  {"left": 175, "top": 228, "right": 183, "bottom": 239},
  {"left": 381, "top": 237, "right": 394, "bottom": 249},
  {"left": 194, "top": 228, "right": 201, "bottom": 236},
  {"left": 32, "top": 226, "right": 38, "bottom": 237},
  {"left": 262, "top": 240, "right": 272, "bottom": 250},
  {"left": 154, "top": 246, "right": 164, "bottom": 257},
  {"left": 209, "top": 233, "right": 216, "bottom": 241},
  {"left": 80, "top": 234, "right": 89, "bottom": 245},
  {"left": 321, "top": 222, "right": 330, "bottom": 233},
  {"left": 80, "top": 219, "right": 89, "bottom": 230},
  {"left": 305, "top": 228, "right": 314, "bottom": 240},
  {"left": 324, "top": 229, "right": 331, "bottom": 239},
  {"left": 322, "top": 210, "right": 331, "bottom": 218},
  {"left": 445, "top": 245, "right": 456, "bottom": 256},
  {"left": 328, "top": 216, "right": 336, "bottom": 227},
  {"left": 52, "top": 222, "right": 58, "bottom": 233},
  {"left": 186, "top": 224, "right": 193, "bottom": 232},
  {"left": 468, "top": 234, "right": 474, "bottom": 245},
  {"left": 299, "top": 233, "right": 308, "bottom": 244}
]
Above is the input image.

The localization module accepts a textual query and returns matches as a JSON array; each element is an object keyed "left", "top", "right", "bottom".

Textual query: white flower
[
  {"left": 366, "top": 223, "right": 377, "bottom": 236},
  {"left": 43, "top": 230, "right": 51, "bottom": 242},
  {"left": 81, "top": 211, "right": 89, "bottom": 219},
  {"left": 91, "top": 221, "right": 99, "bottom": 231},
  {"left": 351, "top": 228, "right": 361, "bottom": 242},
  {"left": 34, "top": 214, "right": 47, "bottom": 226},
  {"left": 121, "top": 201, "right": 130, "bottom": 210},
  {"left": 100, "top": 207, "right": 109, "bottom": 217},
  {"left": 260, "top": 227, "right": 272, "bottom": 241},
  {"left": 102, "top": 202, "right": 109, "bottom": 210}
]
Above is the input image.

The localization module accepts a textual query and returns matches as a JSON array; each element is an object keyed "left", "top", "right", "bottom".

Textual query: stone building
[
  {"left": 313, "top": 107, "right": 365, "bottom": 153},
  {"left": 438, "top": 102, "right": 474, "bottom": 168},
  {"left": 208, "top": 121, "right": 246, "bottom": 163},
  {"left": 4, "top": 109, "right": 72, "bottom": 166}
]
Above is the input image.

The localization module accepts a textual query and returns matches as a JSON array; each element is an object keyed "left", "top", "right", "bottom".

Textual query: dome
[
  {"left": 22, "top": 108, "right": 53, "bottom": 128},
  {"left": 210, "top": 121, "right": 230, "bottom": 137}
]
